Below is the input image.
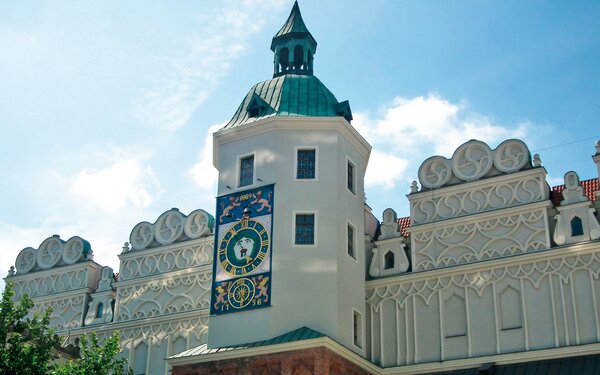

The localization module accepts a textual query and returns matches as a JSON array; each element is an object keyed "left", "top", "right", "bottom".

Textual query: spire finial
[{"left": 271, "top": 1, "right": 317, "bottom": 78}]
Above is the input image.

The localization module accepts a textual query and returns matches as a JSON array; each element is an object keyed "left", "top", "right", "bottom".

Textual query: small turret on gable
[
  {"left": 550, "top": 140, "right": 600, "bottom": 246},
  {"left": 368, "top": 208, "right": 410, "bottom": 278},
  {"left": 593, "top": 139, "right": 600, "bottom": 201},
  {"left": 552, "top": 171, "right": 600, "bottom": 245}
]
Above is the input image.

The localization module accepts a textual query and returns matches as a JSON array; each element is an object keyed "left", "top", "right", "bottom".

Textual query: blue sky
[{"left": 1, "top": 1, "right": 599, "bottom": 283}]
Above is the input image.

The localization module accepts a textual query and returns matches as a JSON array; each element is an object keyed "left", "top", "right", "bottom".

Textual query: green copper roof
[
  {"left": 222, "top": 74, "right": 352, "bottom": 129},
  {"left": 169, "top": 326, "right": 325, "bottom": 359},
  {"left": 271, "top": 1, "right": 316, "bottom": 52}
]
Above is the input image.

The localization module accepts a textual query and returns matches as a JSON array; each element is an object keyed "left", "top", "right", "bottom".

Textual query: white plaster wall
[{"left": 366, "top": 243, "right": 600, "bottom": 367}]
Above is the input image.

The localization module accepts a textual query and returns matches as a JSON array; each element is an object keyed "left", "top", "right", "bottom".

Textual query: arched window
[
  {"left": 384, "top": 251, "right": 394, "bottom": 270},
  {"left": 279, "top": 48, "right": 289, "bottom": 72},
  {"left": 571, "top": 216, "right": 584, "bottom": 236},
  {"left": 293, "top": 45, "right": 304, "bottom": 69},
  {"left": 96, "top": 302, "right": 104, "bottom": 318}
]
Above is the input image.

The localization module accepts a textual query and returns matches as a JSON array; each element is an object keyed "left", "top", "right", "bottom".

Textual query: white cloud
[
  {"left": 546, "top": 174, "right": 566, "bottom": 187},
  {"left": 131, "top": 1, "right": 286, "bottom": 131},
  {"left": 357, "top": 94, "right": 532, "bottom": 195},
  {"left": 0, "top": 223, "right": 52, "bottom": 283},
  {"left": 365, "top": 151, "right": 409, "bottom": 189},
  {"left": 187, "top": 124, "right": 222, "bottom": 193},
  {"left": 70, "top": 157, "right": 160, "bottom": 214}
]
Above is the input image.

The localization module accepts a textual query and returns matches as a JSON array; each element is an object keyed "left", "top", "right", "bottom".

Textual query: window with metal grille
[
  {"left": 353, "top": 310, "right": 363, "bottom": 348},
  {"left": 295, "top": 214, "right": 315, "bottom": 245},
  {"left": 296, "top": 149, "right": 316, "bottom": 179},
  {"left": 239, "top": 155, "right": 254, "bottom": 187},
  {"left": 347, "top": 223, "right": 355, "bottom": 258},
  {"left": 347, "top": 160, "right": 355, "bottom": 193}
]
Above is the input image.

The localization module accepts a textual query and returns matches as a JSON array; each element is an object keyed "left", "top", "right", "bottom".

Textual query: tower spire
[{"left": 271, "top": 1, "right": 317, "bottom": 78}]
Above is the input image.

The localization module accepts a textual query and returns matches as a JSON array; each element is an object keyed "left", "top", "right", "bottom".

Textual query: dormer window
[
  {"left": 246, "top": 93, "right": 271, "bottom": 119},
  {"left": 249, "top": 106, "right": 261, "bottom": 118}
]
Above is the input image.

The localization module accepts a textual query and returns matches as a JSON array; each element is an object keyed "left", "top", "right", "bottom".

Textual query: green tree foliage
[
  {"left": 54, "top": 332, "right": 130, "bottom": 375},
  {"left": 0, "top": 282, "right": 130, "bottom": 375},
  {"left": 0, "top": 282, "right": 60, "bottom": 375}
]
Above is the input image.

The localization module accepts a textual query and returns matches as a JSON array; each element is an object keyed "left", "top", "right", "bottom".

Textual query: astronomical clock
[{"left": 211, "top": 185, "right": 274, "bottom": 315}]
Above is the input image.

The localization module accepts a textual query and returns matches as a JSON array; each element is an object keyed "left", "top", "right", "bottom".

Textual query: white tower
[{"left": 207, "top": 2, "right": 371, "bottom": 356}]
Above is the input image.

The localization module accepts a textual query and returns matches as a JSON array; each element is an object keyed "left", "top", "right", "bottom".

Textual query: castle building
[{"left": 6, "top": 2, "right": 600, "bottom": 374}]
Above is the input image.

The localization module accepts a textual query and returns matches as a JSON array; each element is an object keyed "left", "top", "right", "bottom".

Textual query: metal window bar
[
  {"left": 297, "top": 149, "right": 316, "bottom": 179},
  {"left": 240, "top": 156, "right": 254, "bottom": 186},
  {"left": 347, "top": 225, "right": 354, "bottom": 257},
  {"left": 295, "top": 214, "right": 314, "bottom": 244},
  {"left": 347, "top": 162, "right": 354, "bottom": 193}
]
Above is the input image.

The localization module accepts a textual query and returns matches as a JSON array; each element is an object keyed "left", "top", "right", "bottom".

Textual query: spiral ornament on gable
[
  {"left": 127, "top": 208, "right": 215, "bottom": 251},
  {"left": 416, "top": 139, "right": 533, "bottom": 192}
]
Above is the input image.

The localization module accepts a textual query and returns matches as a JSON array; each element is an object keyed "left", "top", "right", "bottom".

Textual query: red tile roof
[
  {"left": 551, "top": 178, "right": 598, "bottom": 206},
  {"left": 397, "top": 216, "right": 411, "bottom": 237}
]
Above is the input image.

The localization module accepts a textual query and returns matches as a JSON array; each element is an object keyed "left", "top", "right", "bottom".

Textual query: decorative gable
[{"left": 552, "top": 171, "right": 600, "bottom": 245}]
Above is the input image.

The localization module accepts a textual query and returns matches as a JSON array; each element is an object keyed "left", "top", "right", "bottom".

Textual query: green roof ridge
[{"left": 169, "top": 326, "right": 326, "bottom": 359}]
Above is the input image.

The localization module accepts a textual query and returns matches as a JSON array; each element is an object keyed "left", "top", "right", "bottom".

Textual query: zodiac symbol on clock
[
  {"left": 219, "top": 197, "right": 240, "bottom": 223},
  {"left": 213, "top": 283, "right": 229, "bottom": 310},
  {"left": 250, "top": 191, "right": 272, "bottom": 213},
  {"left": 255, "top": 275, "right": 270, "bottom": 303}
]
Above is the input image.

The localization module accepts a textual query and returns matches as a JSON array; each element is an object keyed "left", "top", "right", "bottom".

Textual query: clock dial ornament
[
  {"left": 227, "top": 278, "right": 256, "bottom": 309},
  {"left": 218, "top": 219, "right": 270, "bottom": 277}
]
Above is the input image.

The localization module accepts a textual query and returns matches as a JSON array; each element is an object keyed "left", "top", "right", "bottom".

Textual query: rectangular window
[
  {"left": 239, "top": 155, "right": 254, "bottom": 187},
  {"left": 353, "top": 310, "right": 363, "bottom": 348},
  {"left": 347, "top": 160, "right": 355, "bottom": 193},
  {"left": 347, "top": 223, "right": 355, "bottom": 258},
  {"left": 296, "top": 149, "right": 316, "bottom": 179},
  {"left": 295, "top": 213, "right": 315, "bottom": 245}
]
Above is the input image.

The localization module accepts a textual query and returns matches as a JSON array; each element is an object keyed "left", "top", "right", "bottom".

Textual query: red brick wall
[{"left": 172, "top": 346, "right": 374, "bottom": 375}]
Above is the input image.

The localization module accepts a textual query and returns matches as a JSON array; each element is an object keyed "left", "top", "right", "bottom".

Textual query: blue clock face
[{"left": 218, "top": 219, "right": 270, "bottom": 276}]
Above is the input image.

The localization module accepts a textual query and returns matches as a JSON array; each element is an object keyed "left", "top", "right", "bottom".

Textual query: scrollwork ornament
[
  {"left": 62, "top": 237, "right": 88, "bottom": 264},
  {"left": 184, "top": 209, "right": 214, "bottom": 239},
  {"left": 37, "top": 236, "right": 63, "bottom": 269},
  {"left": 155, "top": 209, "right": 185, "bottom": 245},
  {"left": 129, "top": 222, "right": 154, "bottom": 250},
  {"left": 452, "top": 140, "right": 493, "bottom": 181},
  {"left": 16, "top": 247, "right": 36, "bottom": 274},
  {"left": 418, "top": 156, "right": 452, "bottom": 189},
  {"left": 494, "top": 139, "right": 530, "bottom": 173}
]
